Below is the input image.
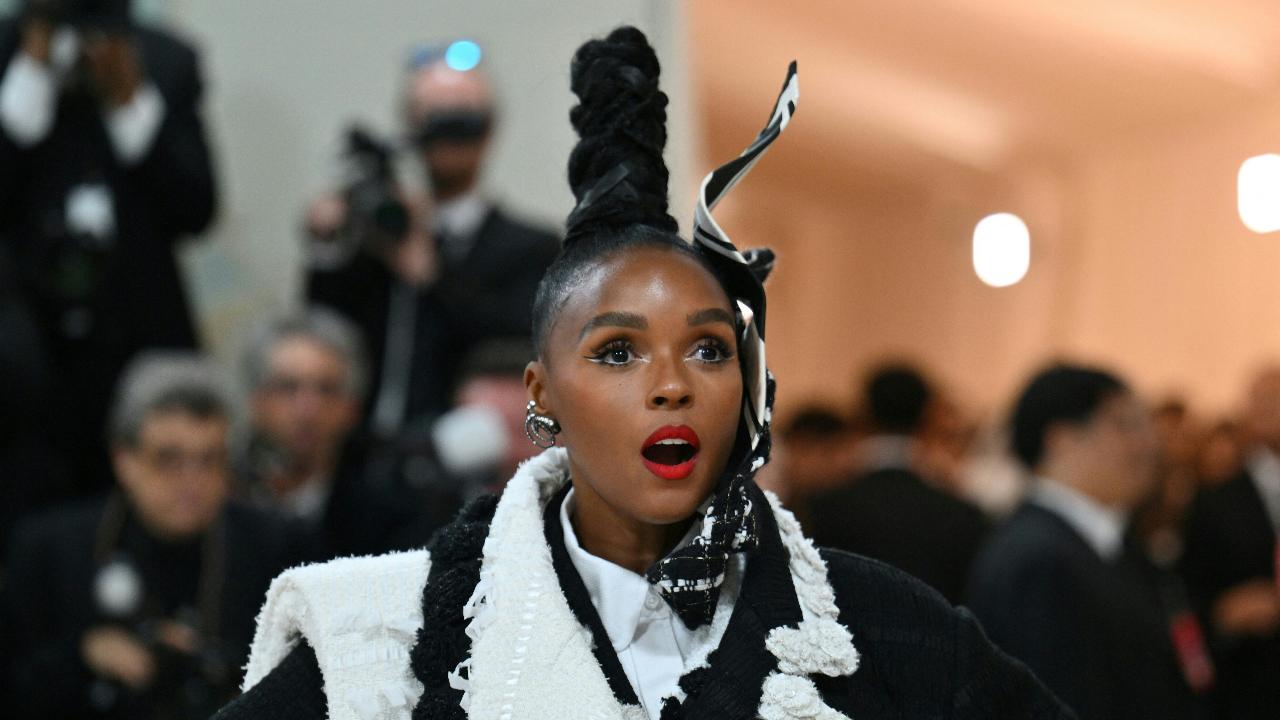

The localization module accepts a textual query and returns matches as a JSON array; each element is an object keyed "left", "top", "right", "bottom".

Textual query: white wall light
[
  {"left": 1238, "top": 154, "right": 1280, "bottom": 233},
  {"left": 973, "top": 212, "right": 1030, "bottom": 287}
]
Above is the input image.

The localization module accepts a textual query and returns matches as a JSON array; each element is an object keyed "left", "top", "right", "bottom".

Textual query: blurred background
[
  {"left": 7, "top": 0, "right": 1275, "bottom": 419},
  {"left": 7, "top": 0, "right": 1280, "bottom": 718}
]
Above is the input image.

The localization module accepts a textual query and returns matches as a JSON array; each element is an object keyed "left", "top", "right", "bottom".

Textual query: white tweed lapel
[{"left": 460, "top": 448, "right": 644, "bottom": 720}]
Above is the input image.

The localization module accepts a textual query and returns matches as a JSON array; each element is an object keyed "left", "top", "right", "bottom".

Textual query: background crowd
[{"left": 1, "top": 2, "right": 1279, "bottom": 719}]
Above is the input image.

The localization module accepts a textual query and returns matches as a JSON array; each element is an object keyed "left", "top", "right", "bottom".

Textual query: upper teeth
[{"left": 655, "top": 439, "right": 690, "bottom": 446}]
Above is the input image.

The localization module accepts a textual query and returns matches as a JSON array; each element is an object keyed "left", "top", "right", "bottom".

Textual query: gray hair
[
  {"left": 242, "top": 306, "right": 369, "bottom": 399},
  {"left": 108, "top": 353, "right": 232, "bottom": 448}
]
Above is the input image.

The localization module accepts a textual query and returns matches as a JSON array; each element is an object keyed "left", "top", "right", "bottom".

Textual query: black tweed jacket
[{"left": 215, "top": 487, "right": 1074, "bottom": 719}]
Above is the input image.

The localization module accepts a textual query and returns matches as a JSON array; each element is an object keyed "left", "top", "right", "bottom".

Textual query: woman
[{"left": 216, "top": 27, "right": 1073, "bottom": 720}]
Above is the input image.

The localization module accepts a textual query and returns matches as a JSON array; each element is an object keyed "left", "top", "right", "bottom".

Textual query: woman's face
[{"left": 527, "top": 245, "right": 743, "bottom": 529}]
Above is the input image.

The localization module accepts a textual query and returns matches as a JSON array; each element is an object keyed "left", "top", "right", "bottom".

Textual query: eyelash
[{"left": 585, "top": 338, "right": 735, "bottom": 367}]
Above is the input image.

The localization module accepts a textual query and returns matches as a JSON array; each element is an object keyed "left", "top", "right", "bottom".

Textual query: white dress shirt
[
  {"left": 1245, "top": 447, "right": 1280, "bottom": 532},
  {"left": 1029, "top": 477, "right": 1128, "bottom": 561},
  {"left": 433, "top": 192, "right": 488, "bottom": 263},
  {"left": 559, "top": 487, "right": 736, "bottom": 718}
]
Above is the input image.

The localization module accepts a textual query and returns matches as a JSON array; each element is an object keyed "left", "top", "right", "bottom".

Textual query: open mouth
[{"left": 640, "top": 425, "right": 701, "bottom": 480}]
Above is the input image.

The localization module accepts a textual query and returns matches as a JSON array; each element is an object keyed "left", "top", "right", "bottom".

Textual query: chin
[{"left": 630, "top": 475, "right": 718, "bottom": 526}]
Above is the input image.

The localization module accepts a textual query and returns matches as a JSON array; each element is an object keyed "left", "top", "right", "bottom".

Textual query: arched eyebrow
[
  {"left": 687, "top": 307, "right": 735, "bottom": 328},
  {"left": 579, "top": 311, "right": 647, "bottom": 340}
]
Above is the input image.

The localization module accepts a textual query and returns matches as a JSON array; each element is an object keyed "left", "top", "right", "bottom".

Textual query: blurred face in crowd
[
  {"left": 251, "top": 336, "right": 359, "bottom": 471},
  {"left": 526, "top": 246, "right": 742, "bottom": 543},
  {"left": 779, "top": 432, "right": 858, "bottom": 495},
  {"left": 113, "top": 410, "right": 230, "bottom": 540},
  {"left": 1244, "top": 367, "right": 1280, "bottom": 451},
  {"left": 406, "top": 62, "right": 494, "bottom": 199},
  {"left": 456, "top": 374, "right": 540, "bottom": 475},
  {"left": 1048, "top": 391, "right": 1158, "bottom": 508}
]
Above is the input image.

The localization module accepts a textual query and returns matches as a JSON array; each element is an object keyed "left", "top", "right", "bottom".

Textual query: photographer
[
  {"left": 305, "top": 42, "right": 558, "bottom": 440},
  {"left": 239, "top": 307, "right": 423, "bottom": 559},
  {"left": 3, "top": 355, "right": 304, "bottom": 720},
  {"left": 0, "top": 0, "right": 217, "bottom": 498}
]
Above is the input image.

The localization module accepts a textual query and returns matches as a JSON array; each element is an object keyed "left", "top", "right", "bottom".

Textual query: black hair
[
  {"left": 781, "top": 406, "right": 849, "bottom": 440},
  {"left": 531, "top": 26, "right": 715, "bottom": 358},
  {"left": 1009, "top": 363, "right": 1128, "bottom": 469},
  {"left": 863, "top": 363, "right": 932, "bottom": 434}
]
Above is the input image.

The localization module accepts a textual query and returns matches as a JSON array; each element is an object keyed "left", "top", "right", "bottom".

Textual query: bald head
[
  {"left": 405, "top": 61, "right": 495, "bottom": 124},
  {"left": 403, "top": 60, "right": 496, "bottom": 200},
  {"left": 1245, "top": 365, "right": 1280, "bottom": 450}
]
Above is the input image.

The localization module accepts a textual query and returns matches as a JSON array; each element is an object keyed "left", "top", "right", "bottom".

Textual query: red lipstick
[{"left": 640, "top": 425, "right": 701, "bottom": 480}]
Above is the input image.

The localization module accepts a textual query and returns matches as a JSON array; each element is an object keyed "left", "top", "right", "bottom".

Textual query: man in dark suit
[
  {"left": 305, "top": 44, "right": 558, "bottom": 439},
  {"left": 3, "top": 354, "right": 305, "bottom": 720},
  {"left": 239, "top": 307, "right": 428, "bottom": 560},
  {"left": 809, "top": 364, "right": 988, "bottom": 603},
  {"left": 1182, "top": 366, "right": 1280, "bottom": 719},
  {"left": 0, "top": 0, "right": 217, "bottom": 498},
  {"left": 967, "top": 364, "right": 1208, "bottom": 719}
]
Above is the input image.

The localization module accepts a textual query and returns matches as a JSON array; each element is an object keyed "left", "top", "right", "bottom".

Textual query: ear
[{"left": 525, "top": 360, "right": 553, "bottom": 415}]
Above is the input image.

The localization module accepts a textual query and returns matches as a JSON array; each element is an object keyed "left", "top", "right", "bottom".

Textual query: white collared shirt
[
  {"left": 433, "top": 192, "right": 488, "bottom": 263},
  {"left": 854, "top": 433, "right": 919, "bottom": 473},
  {"left": 1029, "top": 477, "right": 1128, "bottom": 561},
  {"left": 1245, "top": 447, "right": 1280, "bottom": 532},
  {"left": 558, "top": 487, "right": 707, "bottom": 718}
]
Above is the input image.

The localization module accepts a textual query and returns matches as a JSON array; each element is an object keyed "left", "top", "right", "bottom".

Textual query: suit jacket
[
  {"left": 808, "top": 465, "right": 989, "bottom": 603},
  {"left": 308, "top": 204, "right": 558, "bottom": 422},
  {"left": 1181, "top": 470, "right": 1280, "bottom": 719},
  {"left": 3, "top": 496, "right": 303, "bottom": 720},
  {"left": 0, "top": 20, "right": 217, "bottom": 494},
  {"left": 967, "top": 502, "right": 1206, "bottom": 720}
]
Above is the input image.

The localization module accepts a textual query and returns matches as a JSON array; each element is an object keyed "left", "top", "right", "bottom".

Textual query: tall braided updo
[{"left": 531, "top": 26, "right": 720, "bottom": 357}]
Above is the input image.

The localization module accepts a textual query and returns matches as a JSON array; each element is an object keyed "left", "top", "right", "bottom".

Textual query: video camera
[{"left": 307, "top": 125, "right": 412, "bottom": 270}]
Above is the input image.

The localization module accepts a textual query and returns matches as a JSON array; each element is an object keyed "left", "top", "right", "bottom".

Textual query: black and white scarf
[{"left": 646, "top": 61, "right": 799, "bottom": 630}]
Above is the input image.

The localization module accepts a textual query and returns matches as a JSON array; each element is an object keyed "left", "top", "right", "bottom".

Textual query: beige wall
[{"left": 691, "top": 41, "right": 1280, "bottom": 423}]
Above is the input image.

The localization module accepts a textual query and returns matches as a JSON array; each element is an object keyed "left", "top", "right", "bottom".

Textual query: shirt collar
[
  {"left": 855, "top": 433, "right": 918, "bottom": 473},
  {"left": 559, "top": 487, "right": 697, "bottom": 652},
  {"left": 1029, "top": 476, "right": 1127, "bottom": 560},
  {"left": 434, "top": 192, "right": 488, "bottom": 239},
  {"left": 1246, "top": 447, "right": 1280, "bottom": 530}
]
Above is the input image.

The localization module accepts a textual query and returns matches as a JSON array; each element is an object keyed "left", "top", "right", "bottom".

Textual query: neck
[
  {"left": 430, "top": 173, "right": 479, "bottom": 203},
  {"left": 569, "top": 481, "right": 692, "bottom": 575},
  {"left": 1038, "top": 461, "right": 1124, "bottom": 510},
  {"left": 268, "top": 451, "right": 336, "bottom": 499}
]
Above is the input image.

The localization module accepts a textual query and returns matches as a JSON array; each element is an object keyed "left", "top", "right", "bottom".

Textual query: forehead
[
  {"left": 139, "top": 410, "right": 227, "bottom": 445},
  {"left": 561, "top": 246, "right": 732, "bottom": 325},
  {"left": 268, "top": 335, "right": 346, "bottom": 371},
  {"left": 1093, "top": 392, "right": 1144, "bottom": 423},
  {"left": 408, "top": 64, "right": 493, "bottom": 114}
]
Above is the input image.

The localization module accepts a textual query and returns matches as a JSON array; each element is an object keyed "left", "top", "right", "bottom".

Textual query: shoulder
[
  {"left": 1193, "top": 471, "right": 1256, "bottom": 514},
  {"left": 243, "top": 549, "right": 432, "bottom": 691},
  {"left": 132, "top": 24, "right": 203, "bottom": 95},
  {"left": 816, "top": 547, "right": 1075, "bottom": 718},
  {"left": 134, "top": 24, "right": 200, "bottom": 63},
  {"left": 820, "top": 547, "right": 958, "bottom": 631},
  {"left": 260, "top": 549, "right": 432, "bottom": 608},
  {"left": 977, "top": 504, "right": 1080, "bottom": 565},
  {"left": 485, "top": 206, "right": 561, "bottom": 249},
  {"left": 9, "top": 496, "right": 104, "bottom": 552}
]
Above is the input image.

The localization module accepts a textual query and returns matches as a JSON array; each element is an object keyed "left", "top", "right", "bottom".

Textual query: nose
[{"left": 648, "top": 356, "right": 693, "bottom": 410}]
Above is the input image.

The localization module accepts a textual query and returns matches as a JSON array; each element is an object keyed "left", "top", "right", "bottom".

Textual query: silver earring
[{"left": 524, "top": 400, "right": 561, "bottom": 448}]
